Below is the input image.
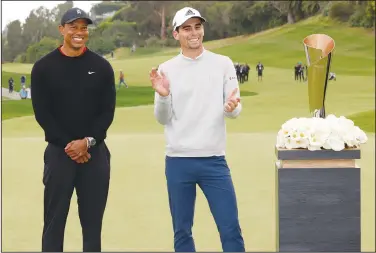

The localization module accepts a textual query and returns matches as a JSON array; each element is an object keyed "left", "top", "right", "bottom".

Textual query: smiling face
[
  {"left": 173, "top": 17, "right": 204, "bottom": 51},
  {"left": 59, "top": 19, "right": 89, "bottom": 51}
]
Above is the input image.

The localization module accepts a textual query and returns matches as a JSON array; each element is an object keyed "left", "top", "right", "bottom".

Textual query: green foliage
[
  {"left": 364, "top": 1, "right": 375, "bottom": 28},
  {"left": 301, "top": 1, "right": 321, "bottom": 17},
  {"left": 13, "top": 53, "right": 27, "bottom": 63},
  {"left": 5, "top": 20, "right": 25, "bottom": 61},
  {"left": 349, "top": 5, "right": 368, "bottom": 27},
  {"left": 145, "top": 36, "right": 161, "bottom": 47},
  {"left": 328, "top": 1, "right": 374, "bottom": 28},
  {"left": 91, "top": 2, "right": 127, "bottom": 16},
  {"left": 102, "top": 21, "right": 138, "bottom": 48},
  {"left": 25, "top": 37, "right": 59, "bottom": 63},
  {"left": 96, "top": 20, "right": 114, "bottom": 32},
  {"left": 329, "top": 1, "right": 355, "bottom": 22},
  {"left": 245, "top": 2, "right": 286, "bottom": 33},
  {"left": 87, "top": 36, "right": 116, "bottom": 56}
]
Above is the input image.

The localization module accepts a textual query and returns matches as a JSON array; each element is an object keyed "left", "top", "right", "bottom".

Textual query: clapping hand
[
  {"left": 224, "top": 88, "right": 241, "bottom": 112},
  {"left": 150, "top": 67, "right": 170, "bottom": 97}
]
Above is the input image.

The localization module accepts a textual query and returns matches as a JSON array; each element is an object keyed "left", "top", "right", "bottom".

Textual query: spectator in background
[
  {"left": 256, "top": 61, "right": 264, "bottom": 82},
  {"left": 8, "top": 77, "right": 14, "bottom": 93},
  {"left": 21, "top": 75, "right": 26, "bottom": 88},
  {"left": 117, "top": 70, "right": 128, "bottom": 90},
  {"left": 294, "top": 63, "right": 300, "bottom": 81},
  {"left": 20, "top": 86, "right": 28, "bottom": 99}
]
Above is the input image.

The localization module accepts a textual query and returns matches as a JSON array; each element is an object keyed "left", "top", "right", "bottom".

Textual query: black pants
[
  {"left": 42, "top": 142, "right": 111, "bottom": 252},
  {"left": 299, "top": 72, "right": 304, "bottom": 81}
]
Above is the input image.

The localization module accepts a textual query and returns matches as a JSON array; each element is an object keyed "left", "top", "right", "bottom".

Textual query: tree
[
  {"left": 91, "top": 1, "right": 127, "bottom": 16},
  {"left": 269, "top": 1, "right": 301, "bottom": 24},
  {"left": 25, "top": 37, "right": 59, "bottom": 63},
  {"left": 153, "top": 1, "right": 167, "bottom": 40},
  {"left": 6, "top": 20, "right": 24, "bottom": 61},
  {"left": 2, "top": 32, "right": 12, "bottom": 62},
  {"left": 50, "top": 1, "right": 74, "bottom": 24},
  {"left": 365, "top": 1, "right": 375, "bottom": 28},
  {"left": 87, "top": 36, "right": 115, "bottom": 55}
]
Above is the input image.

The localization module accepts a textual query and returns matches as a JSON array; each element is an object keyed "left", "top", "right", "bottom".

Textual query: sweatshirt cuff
[{"left": 157, "top": 93, "right": 171, "bottom": 103}]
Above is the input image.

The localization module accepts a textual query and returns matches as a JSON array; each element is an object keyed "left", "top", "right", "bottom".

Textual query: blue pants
[
  {"left": 165, "top": 156, "right": 245, "bottom": 252},
  {"left": 117, "top": 79, "right": 127, "bottom": 89}
]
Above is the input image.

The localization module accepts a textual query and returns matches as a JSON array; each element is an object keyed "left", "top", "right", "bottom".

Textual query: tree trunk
[
  {"left": 287, "top": 10, "right": 295, "bottom": 24},
  {"left": 160, "top": 4, "right": 166, "bottom": 40}
]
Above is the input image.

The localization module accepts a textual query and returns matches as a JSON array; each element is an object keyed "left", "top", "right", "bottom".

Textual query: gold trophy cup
[{"left": 303, "top": 34, "right": 335, "bottom": 118}]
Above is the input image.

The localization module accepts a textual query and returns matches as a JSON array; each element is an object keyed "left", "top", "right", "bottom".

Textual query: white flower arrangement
[{"left": 276, "top": 114, "right": 368, "bottom": 151}]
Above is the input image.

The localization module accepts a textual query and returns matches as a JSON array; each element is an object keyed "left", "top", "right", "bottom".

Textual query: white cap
[{"left": 172, "top": 7, "right": 206, "bottom": 31}]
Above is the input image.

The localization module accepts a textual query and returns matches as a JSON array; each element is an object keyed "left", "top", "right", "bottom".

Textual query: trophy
[{"left": 303, "top": 34, "right": 335, "bottom": 118}]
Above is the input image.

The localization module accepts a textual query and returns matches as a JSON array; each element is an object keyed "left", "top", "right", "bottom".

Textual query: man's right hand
[
  {"left": 74, "top": 151, "right": 91, "bottom": 164},
  {"left": 150, "top": 67, "right": 170, "bottom": 97},
  {"left": 65, "top": 141, "right": 91, "bottom": 163}
]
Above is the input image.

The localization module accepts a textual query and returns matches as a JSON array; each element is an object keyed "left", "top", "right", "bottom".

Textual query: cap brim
[
  {"left": 63, "top": 17, "right": 93, "bottom": 25},
  {"left": 174, "top": 16, "right": 206, "bottom": 30}
]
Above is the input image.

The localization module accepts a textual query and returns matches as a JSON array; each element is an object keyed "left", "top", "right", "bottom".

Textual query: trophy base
[{"left": 275, "top": 148, "right": 361, "bottom": 252}]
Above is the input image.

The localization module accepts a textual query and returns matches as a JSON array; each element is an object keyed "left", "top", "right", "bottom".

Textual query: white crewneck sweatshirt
[{"left": 154, "top": 49, "right": 241, "bottom": 157}]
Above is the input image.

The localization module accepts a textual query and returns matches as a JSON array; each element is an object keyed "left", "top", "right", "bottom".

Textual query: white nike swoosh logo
[{"left": 88, "top": 71, "right": 95, "bottom": 74}]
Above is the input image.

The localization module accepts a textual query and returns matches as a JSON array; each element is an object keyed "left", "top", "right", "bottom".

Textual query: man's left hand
[
  {"left": 65, "top": 139, "right": 88, "bottom": 160},
  {"left": 224, "top": 88, "right": 241, "bottom": 113}
]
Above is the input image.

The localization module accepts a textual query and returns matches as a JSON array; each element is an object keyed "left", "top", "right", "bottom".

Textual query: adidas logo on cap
[{"left": 185, "top": 9, "right": 195, "bottom": 16}]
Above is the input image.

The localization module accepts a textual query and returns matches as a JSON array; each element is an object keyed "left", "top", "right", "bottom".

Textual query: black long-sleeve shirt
[{"left": 31, "top": 48, "right": 116, "bottom": 148}]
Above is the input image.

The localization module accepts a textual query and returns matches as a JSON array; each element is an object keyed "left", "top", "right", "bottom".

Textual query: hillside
[
  {"left": 212, "top": 17, "right": 375, "bottom": 76},
  {"left": 107, "top": 16, "right": 375, "bottom": 78},
  {"left": 4, "top": 16, "right": 374, "bottom": 79}
]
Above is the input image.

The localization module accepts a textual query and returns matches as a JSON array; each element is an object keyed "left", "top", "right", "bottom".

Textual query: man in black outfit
[
  {"left": 256, "top": 61, "right": 264, "bottom": 82},
  {"left": 30, "top": 8, "right": 116, "bottom": 252},
  {"left": 294, "top": 63, "right": 300, "bottom": 81}
]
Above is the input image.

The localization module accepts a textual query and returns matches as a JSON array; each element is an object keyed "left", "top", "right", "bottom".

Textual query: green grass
[
  {"left": 2, "top": 99, "right": 34, "bottom": 120},
  {"left": 115, "top": 86, "right": 154, "bottom": 107},
  {"left": 2, "top": 71, "right": 31, "bottom": 90},
  {"left": 347, "top": 109, "right": 375, "bottom": 133},
  {"left": 1, "top": 16, "right": 375, "bottom": 252},
  {"left": 1, "top": 85, "right": 257, "bottom": 121},
  {"left": 1, "top": 87, "right": 157, "bottom": 120}
]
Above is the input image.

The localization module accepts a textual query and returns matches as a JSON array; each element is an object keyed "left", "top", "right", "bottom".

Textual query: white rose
[
  {"left": 325, "top": 131, "right": 345, "bottom": 151},
  {"left": 354, "top": 126, "right": 368, "bottom": 144},
  {"left": 295, "top": 138, "right": 310, "bottom": 149},
  {"left": 308, "top": 132, "right": 325, "bottom": 151},
  {"left": 276, "top": 130, "right": 286, "bottom": 148},
  {"left": 342, "top": 130, "right": 358, "bottom": 147}
]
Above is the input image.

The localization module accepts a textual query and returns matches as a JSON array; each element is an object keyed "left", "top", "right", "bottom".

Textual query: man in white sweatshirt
[{"left": 150, "top": 7, "right": 245, "bottom": 252}]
